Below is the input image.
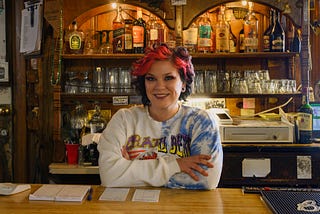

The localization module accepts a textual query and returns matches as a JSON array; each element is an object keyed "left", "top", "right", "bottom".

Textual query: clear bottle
[
  {"left": 270, "top": 11, "right": 285, "bottom": 52},
  {"left": 298, "top": 90, "right": 313, "bottom": 143},
  {"left": 132, "top": 8, "right": 146, "bottom": 54},
  {"left": 112, "top": 5, "right": 125, "bottom": 53},
  {"left": 215, "top": 5, "right": 230, "bottom": 53},
  {"left": 183, "top": 22, "right": 198, "bottom": 53},
  {"left": 263, "top": 9, "right": 274, "bottom": 52},
  {"left": 65, "top": 21, "right": 85, "bottom": 54},
  {"left": 197, "top": 12, "right": 212, "bottom": 53},
  {"left": 124, "top": 19, "right": 133, "bottom": 53},
  {"left": 243, "top": 2, "right": 258, "bottom": 52}
]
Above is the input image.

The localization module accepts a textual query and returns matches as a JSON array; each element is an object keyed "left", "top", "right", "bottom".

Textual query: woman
[{"left": 98, "top": 44, "right": 223, "bottom": 190}]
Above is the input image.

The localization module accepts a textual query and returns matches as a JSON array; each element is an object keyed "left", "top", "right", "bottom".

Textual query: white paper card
[
  {"left": 297, "top": 155, "right": 312, "bottom": 179},
  {"left": 99, "top": 188, "right": 129, "bottom": 201},
  {"left": 242, "top": 158, "right": 271, "bottom": 177},
  {"left": 132, "top": 189, "right": 160, "bottom": 202}
]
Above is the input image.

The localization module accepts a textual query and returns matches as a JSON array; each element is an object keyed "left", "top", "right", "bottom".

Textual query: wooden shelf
[{"left": 61, "top": 52, "right": 299, "bottom": 60}]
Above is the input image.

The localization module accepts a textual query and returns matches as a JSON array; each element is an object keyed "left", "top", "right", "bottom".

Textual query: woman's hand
[
  {"left": 121, "top": 146, "right": 130, "bottom": 160},
  {"left": 176, "top": 154, "right": 213, "bottom": 181}
]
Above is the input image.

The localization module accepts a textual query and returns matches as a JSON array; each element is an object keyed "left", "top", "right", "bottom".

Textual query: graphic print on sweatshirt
[{"left": 125, "top": 133, "right": 191, "bottom": 160}]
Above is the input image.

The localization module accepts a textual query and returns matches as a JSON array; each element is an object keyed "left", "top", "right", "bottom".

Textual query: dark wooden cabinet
[{"left": 220, "top": 144, "right": 320, "bottom": 187}]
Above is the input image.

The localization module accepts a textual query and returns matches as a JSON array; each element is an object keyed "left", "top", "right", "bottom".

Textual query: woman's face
[{"left": 145, "top": 60, "right": 185, "bottom": 111}]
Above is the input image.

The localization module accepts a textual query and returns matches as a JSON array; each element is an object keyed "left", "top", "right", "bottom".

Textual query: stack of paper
[{"left": 29, "top": 185, "right": 91, "bottom": 202}]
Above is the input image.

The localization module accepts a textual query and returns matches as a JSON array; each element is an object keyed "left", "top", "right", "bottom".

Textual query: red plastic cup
[{"left": 65, "top": 144, "right": 79, "bottom": 165}]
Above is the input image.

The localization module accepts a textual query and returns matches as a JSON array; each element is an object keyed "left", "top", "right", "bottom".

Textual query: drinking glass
[
  {"left": 204, "top": 70, "right": 217, "bottom": 93},
  {"left": 79, "top": 71, "right": 92, "bottom": 93},
  {"left": 93, "top": 67, "right": 105, "bottom": 92},
  {"left": 65, "top": 71, "right": 79, "bottom": 94},
  {"left": 119, "top": 67, "right": 132, "bottom": 93},
  {"left": 239, "top": 78, "right": 249, "bottom": 94}
]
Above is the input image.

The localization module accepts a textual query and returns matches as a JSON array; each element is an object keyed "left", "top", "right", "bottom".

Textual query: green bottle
[{"left": 298, "top": 90, "right": 313, "bottom": 143}]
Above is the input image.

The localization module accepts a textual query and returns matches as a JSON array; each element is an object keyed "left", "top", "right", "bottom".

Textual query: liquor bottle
[
  {"left": 132, "top": 8, "right": 146, "bottom": 54},
  {"left": 270, "top": 11, "right": 285, "bottom": 52},
  {"left": 215, "top": 6, "right": 230, "bottom": 53},
  {"left": 112, "top": 6, "right": 125, "bottom": 53},
  {"left": 124, "top": 19, "right": 133, "bottom": 53},
  {"left": 263, "top": 9, "right": 274, "bottom": 52},
  {"left": 65, "top": 21, "right": 85, "bottom": 54},
  {"left": 197, "top": 12, "right": 212, "bottom": 53},
  {"left": 243, "top": 2, "right": 258, "bottom": 52},
  {"left": 298, "top": 90, "right": 313, "bottom": 143},
  {"left": 183, "top": 22, "right": 198, "bottom": 53},
  {"left": 286, "top": 21, "right": 294, "bottom": 52},
  {"left": 147, "top": 15, "right": 165, "bottom": 47},
  {"left": 226, "top": 8, "right": 236, "bottom": 53},
  {"left": 229, "top": 27, "right": 237, "bottom": 53},
  {"left": 239, "top": 27, "right": 245, "bottom": 53},
  {"left": 291, "top": 28, "right": 301, "bottom": 53}
]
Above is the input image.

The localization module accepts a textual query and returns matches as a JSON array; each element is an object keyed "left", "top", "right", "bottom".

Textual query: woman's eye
[
  {"left": 145, "top": 76, "right": 155, "bottom": 81},
  {"left": 165, "top": 76, "right": 174, "bottom": 81}
]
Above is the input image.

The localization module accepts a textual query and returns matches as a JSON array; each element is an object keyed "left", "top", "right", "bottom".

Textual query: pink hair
[{"left": 131, "top": 45, "right": 191, "bottom": 80}]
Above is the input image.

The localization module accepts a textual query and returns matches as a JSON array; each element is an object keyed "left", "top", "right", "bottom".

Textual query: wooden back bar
[{"left": 0, "top": 184, "right": 270, "bottom": 214}]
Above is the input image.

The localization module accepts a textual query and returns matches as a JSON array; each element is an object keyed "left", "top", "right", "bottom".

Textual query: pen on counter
[{"left": 87, "top": 187, "right": 93, "bottom": 201}]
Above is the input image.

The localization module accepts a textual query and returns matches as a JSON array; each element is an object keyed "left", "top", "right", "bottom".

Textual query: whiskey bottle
[
  {"left": 124, "top": 19, "right": 133, "bottom": 53},
  {"left": 215, "top": 5, "right": 230, "bottom": 53},
  {"left": 298, "top": 90, "right": 313, "bottom": 143},
  {"left": 197, "top": 12, "right": 212, "bottom": 53},
  {"left": 147, "top": 15, "right": 165, "bottom": 47},
  {"left": 243, "top": 2, "right": 258, "bottom": 52},
  {"left": 132, "top": 8, "right": 146, "bottom": 53},
  {"left": 113, "top": 6, "right": 125, "bottom": 53},
  {"left": 65, "top": 21, "right": 85, "bottom": 54}
]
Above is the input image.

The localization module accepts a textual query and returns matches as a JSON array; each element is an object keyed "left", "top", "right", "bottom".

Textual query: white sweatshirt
[{"left": 97, "top": 105, "right": 223, "bottom": 190}]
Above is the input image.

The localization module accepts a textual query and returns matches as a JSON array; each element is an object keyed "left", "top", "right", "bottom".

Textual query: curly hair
[{"left": 131, "top": 44, "right": 195, "bottom": 106}]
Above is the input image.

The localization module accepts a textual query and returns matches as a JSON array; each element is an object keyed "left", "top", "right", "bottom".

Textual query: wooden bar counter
[{"left": 0, "top": 184, "right": 270, "bottom": 213}]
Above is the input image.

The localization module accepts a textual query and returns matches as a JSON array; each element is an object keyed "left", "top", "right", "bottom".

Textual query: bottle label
[
  {"left": 272, "top": 36, "right": 284, "bottom": 50},
  {"left": 133, "top": 26, "right": 144, "bottom": 47},
  {"left": 69, "top": 34, "right": 82, "bottom": 50},
  {"left": 150, "top": 29, "right": 158, "bottom": 41},
  {"left": 298, "top": 112, "right": 313, "bottom": 131},
  {"left": 216, "top": 28, "right": 229, "bottom": 51},
  {"left": 124, "top": 34, "right": 133, "bottom": 50},
  {"left": 183, "top": 28, "right": 198, "bottom": 45},
  {"left": 113, "top": 28, "right": 125, "bottom": 52},
  {"left": 199, "top": 25, "right": 211, "bottom": 39}
]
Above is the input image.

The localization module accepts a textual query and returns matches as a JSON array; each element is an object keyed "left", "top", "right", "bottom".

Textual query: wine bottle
[
  {"left": 132, "top": 8, "right": 146, "bottom": 54},
  {"left": 113, "top": 6, "right": 125, "bottom": 53},
  {"left": 243, "top": 2, "right": 258, "bottom": 52},
  {"left": 291, "top": 28, "right": 301, "bottom": 53},
  {"left": 215, "top": 5, "right": 230, "bottom": 53},
  {"left": 270, "top": 11, "right": 285, "bottom": 52},
  {"left": 298, "top": 90, "right": 313, "bottom": 144},
  {"left": 263, "top": 9, "right": 274, "bottom": 52},
  {"left": 197, "top": 12, "right": 212, "bottom": 53}
]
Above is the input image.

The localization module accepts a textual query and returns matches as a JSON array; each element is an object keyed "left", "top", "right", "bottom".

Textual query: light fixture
[
  {"left": 111, "top": 2, "right": 117, "bottom": 9},
  {"left": 241, "top": 0, "right": 248, "bottom": 6}
]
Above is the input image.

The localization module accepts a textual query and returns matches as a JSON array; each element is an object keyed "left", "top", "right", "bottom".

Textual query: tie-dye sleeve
[{"left": 166, "top": 110, "right": 223, "bottom": 190}]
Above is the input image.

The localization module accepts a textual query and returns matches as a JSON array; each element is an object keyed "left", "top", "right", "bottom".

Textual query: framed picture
[{"left": 0, "top": 61, "right": 9, "bottom": 82}]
